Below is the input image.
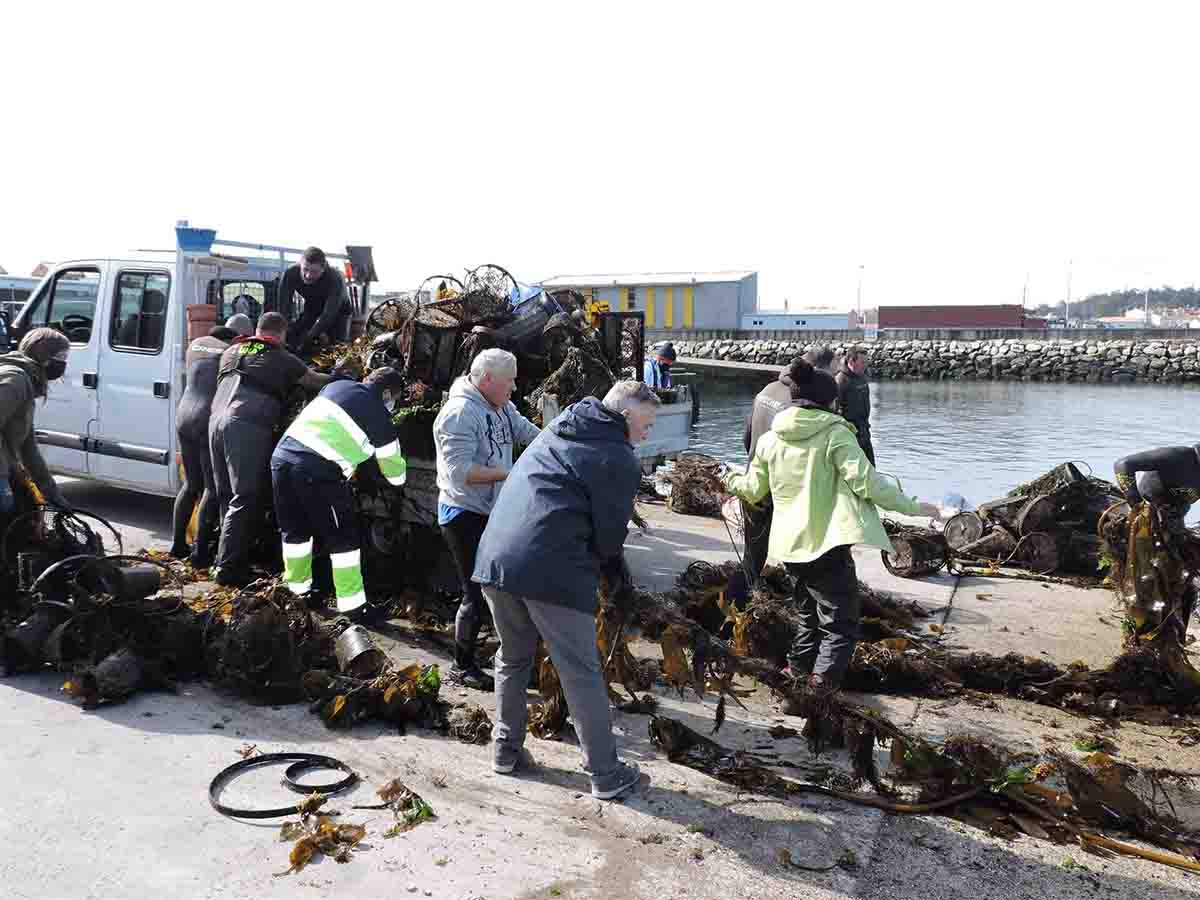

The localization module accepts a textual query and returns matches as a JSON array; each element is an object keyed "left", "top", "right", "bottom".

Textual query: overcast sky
[{"left": 3, "top": 2, "right": 1196, "bottom": 310}]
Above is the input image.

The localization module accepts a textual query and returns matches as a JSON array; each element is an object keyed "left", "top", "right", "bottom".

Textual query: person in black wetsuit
[
  {"left": 209, "top": 312, "right": 334, "bottom": 586},
  {"left": 1113, "top": 445, "right": 1200, "bottom": 640},
  {"left": 274, "top": 246, "right": 351, "bottom": 354},
  {"left": 1114, "top": 445, "right": 1200, "bottom": 523},
  {"left": 835, "top": 348, "right": 874, "bottom": 465},
  {"left": 170, "top": 314, "right": 253, "bottom": 566}
]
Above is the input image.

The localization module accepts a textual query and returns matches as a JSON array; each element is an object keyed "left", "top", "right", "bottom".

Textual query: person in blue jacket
[
  {"left": 473, "top": 380, "right": 659, "bottom": 800},
  {"left": 643, "top": 342, "right": 675, "bottom": 388}
]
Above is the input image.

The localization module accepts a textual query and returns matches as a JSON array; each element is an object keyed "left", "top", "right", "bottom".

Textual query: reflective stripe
[
  {"left": 385, "top": 472, "right": 407, "bottom": 486},
  {"left": 336, "top": 591, "right": 367, "bottom": 613},
  {"left": 282, "top": 540, "right": 313, "bottom": 560},
  {"left": 284, "top": 395, "right": 373, "bottom": 477},
  {"left": 285, "top": 580, "right": 312, "bottom": 595},
  {"left": 375, "top": 439, "right": 401, "bottom": 459},
  {"left": 330, "top": 549, "right": 361, "bottom": 569}
]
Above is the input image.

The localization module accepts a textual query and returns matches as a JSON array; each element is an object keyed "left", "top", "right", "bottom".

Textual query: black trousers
[
  {"left": 211, "top": 417, "right": 276, "bottom": 577},
  {"left": 852, "top": 422, "right": 876, "bottom": 466},
  {"left": 741, "top": 496, "right": 773, "bottom": 582},
  {"left": 785, "top": 545, "right": 860, "bottom": 684},
  {"left": 271, "top": 452, "right": 358, "bottom": 596},
  {"left": 441, "top": 511, "right": 489, "bottom": 669},
  {"left": 172, "top": 418, "right": 218, "bottom": 565}
]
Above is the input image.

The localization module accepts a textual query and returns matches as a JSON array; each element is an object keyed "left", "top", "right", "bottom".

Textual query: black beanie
[{"left": 781, "top": 357, "right": 838, "bottom": 406}]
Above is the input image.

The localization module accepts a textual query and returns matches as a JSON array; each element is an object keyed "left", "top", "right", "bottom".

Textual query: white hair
[
  {"left": 602, "top": 380, "right": 661, "bottom": 414},
  {"left": 470, "top": 348, "right": 517, "bottom": 380}
]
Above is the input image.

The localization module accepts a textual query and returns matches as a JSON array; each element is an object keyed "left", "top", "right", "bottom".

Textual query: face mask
[{"left": 45, "top": 358, "right": 67, "bottom": 381}]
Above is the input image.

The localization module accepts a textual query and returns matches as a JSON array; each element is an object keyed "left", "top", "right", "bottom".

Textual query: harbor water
[{"left": 678, "top": 372, "right": 1200, "bottom": 508}]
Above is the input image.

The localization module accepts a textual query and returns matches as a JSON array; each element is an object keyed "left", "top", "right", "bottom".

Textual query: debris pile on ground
[{"left": 664, "top": 454, "right": 727, "bottom": 518}]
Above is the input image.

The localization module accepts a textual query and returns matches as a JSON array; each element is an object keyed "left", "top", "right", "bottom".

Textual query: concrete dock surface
[{"left": 1, "top": 478, "right": 1198, "bottom": 899}]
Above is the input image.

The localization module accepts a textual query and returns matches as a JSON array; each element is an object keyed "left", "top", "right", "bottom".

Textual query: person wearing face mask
[
  {"left": 433, "top": 348, "right": 541, "bottom": 690},
  {"left": 269, "top": 367, "right": 408, "bottom": 614},
  {"left": 0, "top": 327, "right": 73, "bottom": 515},
  {"left": 722, "top": 359, "right": 921, "bottom": 691},
  {"left": 471, "top": 380, "right": 656, "bottom": 799}
]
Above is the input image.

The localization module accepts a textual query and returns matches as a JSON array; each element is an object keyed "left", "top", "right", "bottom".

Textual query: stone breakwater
[{"left": 665, "top": 337, "right": 1200, "bottom": 383}]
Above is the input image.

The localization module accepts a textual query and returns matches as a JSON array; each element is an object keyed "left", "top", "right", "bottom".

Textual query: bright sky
[{"left": 3, "top": 2, "right": 1197, "bottom": 310}]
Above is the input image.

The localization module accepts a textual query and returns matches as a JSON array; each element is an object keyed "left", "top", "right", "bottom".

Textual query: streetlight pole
[
  {"left": 856, "top": 265, "right": 864, "bottom": 325},
  {"left": 1065, "top": 259, "right": 1073, "bottom": 328}
]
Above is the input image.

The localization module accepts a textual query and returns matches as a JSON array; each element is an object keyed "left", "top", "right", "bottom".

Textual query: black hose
[
  {"left": 1, "top": 505, "right": 122, "bottom": 565},
  {"left": 209, "top": 752, "right": 359, "bottom": 819}
]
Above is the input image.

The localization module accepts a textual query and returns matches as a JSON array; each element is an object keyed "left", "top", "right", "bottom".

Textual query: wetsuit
[
  {"left": 1114, "top": 445, "right": 1200, "bottom": 518},
  {"left": 835, "top": 365, "right": 875, "bottom": 465},
  {"left": 171, "top": 327, "right": 235, "bottom": 565},
  {"left": 272, "top": 380, "right": 407, "bottom": 612},
  {"left": 274, "top": 264, "right": 351, "bottom": 353},
  {"left": 209, "top": 337, "right": 312, "bottom": 584},
  {"left": 1113, "top": 445, "right": 1200, "bottom": 637}
]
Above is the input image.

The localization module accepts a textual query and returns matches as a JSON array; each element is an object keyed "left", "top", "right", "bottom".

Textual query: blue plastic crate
[{"left": 175, "top": 226, "right": 216, "bottom": 253}]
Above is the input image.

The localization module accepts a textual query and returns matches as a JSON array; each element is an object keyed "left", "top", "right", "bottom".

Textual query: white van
[{"left": 11, "top": 225, "right": 373, "bottom": 498}]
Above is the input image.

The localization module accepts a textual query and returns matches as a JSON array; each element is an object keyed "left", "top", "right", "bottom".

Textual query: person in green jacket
[{"left": 722, "top": 359, "right": 921, "bottom": 689}]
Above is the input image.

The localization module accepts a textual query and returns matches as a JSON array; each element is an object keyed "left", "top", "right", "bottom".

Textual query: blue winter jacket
[{"left": 472, "top": 397, "right": 640, "bottom": 613}]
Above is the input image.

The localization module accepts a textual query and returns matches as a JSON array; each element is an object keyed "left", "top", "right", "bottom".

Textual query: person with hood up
[
  {"left": 472, "top": 380, "right": 657, "bottom": 800},
  {"left": 433, "top": 348, "right": 541, "bottom": 690},
  {"left": 0, "top": 327, "right": 73, "bottom": 515},
  {"left": 170, "top": 314, "right": 253, "bottom": 566},
  {"left": 643, "top": 342, "right": 676, "bottom": 388},
  {"left": 722, "top": 359, "right": 922, "bottom": 690}
]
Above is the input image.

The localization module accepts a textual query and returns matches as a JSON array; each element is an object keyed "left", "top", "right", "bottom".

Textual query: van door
[
  {"left": 91, "top": 268, "right": 175, "bottom": 494},
  {"left": 14, "top": 265, "right": 104, "bottom": 476}
]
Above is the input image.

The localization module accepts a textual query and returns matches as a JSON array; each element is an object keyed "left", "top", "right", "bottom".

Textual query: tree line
[{"left": 1034, "top": 286, "right": 1200, "bottom": 320}]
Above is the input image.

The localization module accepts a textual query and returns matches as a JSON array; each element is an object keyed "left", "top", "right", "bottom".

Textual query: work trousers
[
  {"left": 270, "top": 452, "right": 362, "bottom": 612},
  {"left": 785, "top": 545, "right": 860, "bottom": 684},
  {"left": 482, "top": 586, "right": 619, "bottom": 779},
  {"left": 211, "top": 417, "right": 275, "bottom": 579},
  {"left": 441, "top": 511, "right": 489, "bottom": 670},
  {"left": 740, "top": 496, "right": 774, "bottom": 584},
  {"left": 172, "top": 419, "right": 218, "bottom": 565}
]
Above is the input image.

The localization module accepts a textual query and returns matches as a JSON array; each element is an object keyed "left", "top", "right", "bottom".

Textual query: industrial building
[
  {"left": 879, "top": 304, "right": 1047, "bottom": 329},
  {"left": 741, "top": 311, "right": 850, "bottom": 330},
  {"left": 538, "top": 271, "right": 757, "bottom": 330}
]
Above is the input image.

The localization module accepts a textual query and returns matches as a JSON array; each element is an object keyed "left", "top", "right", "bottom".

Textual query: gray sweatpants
[{"left": 481, "top": 586, "right": 618, "bottom": 779}]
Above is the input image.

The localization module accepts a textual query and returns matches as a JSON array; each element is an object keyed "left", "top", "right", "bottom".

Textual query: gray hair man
[
  {"left": 472, "top": 381, "right": 659, "bottom": 800},
  {"left": 433, "top": 347, "right": 541, "bottom": 689}
]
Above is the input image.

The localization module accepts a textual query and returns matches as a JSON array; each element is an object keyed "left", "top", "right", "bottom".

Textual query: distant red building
[{"left": 879, "top": 304, "right": 1043, "bottom": 329}]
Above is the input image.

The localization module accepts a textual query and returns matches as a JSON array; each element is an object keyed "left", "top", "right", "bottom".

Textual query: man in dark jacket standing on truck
[
  {"left": 272, "top": 367, "right": 408, "bottom": 614},
  {"left": 170, "top": 314, "right": 252, "bottom": 567},
  {"left": 274, "top": 246, "right": 351, "bottom": 354},
  {"left": 209, "top": 312, "right": 332, "bottom": 586},
  {"left": 473, "top": 380, "right": 658, "bottom": 800},
  {"left": 836, "top": 348, "right": 875, "bottom": 465}
]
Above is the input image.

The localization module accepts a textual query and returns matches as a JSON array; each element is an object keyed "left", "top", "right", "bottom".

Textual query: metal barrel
[{"left": 334, "top": 625, "right": 386, "bottom": 680}]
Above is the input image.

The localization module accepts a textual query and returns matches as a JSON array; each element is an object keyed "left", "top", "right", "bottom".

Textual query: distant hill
[{"left": 1034, "top": 286, "right": 1200, "bottom": 320}]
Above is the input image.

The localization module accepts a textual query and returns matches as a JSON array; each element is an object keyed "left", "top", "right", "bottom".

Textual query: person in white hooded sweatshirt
[{"left": 433, "top": 349, "right": 541, "bottom": 689}]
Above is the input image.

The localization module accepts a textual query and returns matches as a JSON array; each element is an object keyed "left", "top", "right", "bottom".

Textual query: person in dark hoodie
[
  {"left": 209, "top": 312, "right": 334, "bottom": 586},
  {"left": 433, "top": 348, "right": 541, "bottom": 689},
  {"left": 0, "top": 327, "right": 72, "bottom": 514},
  {"left": 473, "top": 380, "right": 657, "bottom": 800},
  {"left": 170, "top": 314, "right": 253, "bottom": 566}
]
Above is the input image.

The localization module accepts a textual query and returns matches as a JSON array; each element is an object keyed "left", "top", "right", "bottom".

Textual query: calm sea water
[{"left": 677, "top": 372, "right": 1200, "bottom": 508}]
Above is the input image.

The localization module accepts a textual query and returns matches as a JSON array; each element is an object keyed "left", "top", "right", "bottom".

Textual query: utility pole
[
  {"left": 1145, "top": 285, "right": 1151, "bottom": 326},
  {"left": 1022, "top": 271, "right": 1029, "bottom": 307},
  {"left": 856, "top": 265, "right": 864, "bottom": 323},
  {"left": 1065, "top": 259, "right": 1073, "bottom": 328}
]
